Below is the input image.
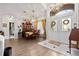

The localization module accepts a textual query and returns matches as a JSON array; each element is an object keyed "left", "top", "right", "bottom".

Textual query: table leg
[
  {"left": 77, "top": 41, "right": 79, "bottom": 49},
  {"left": 69, "top": 39, "right": 71, "bottom": 54}
]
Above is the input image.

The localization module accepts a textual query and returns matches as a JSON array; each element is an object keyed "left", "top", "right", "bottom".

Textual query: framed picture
[
  {"left": 62, "top": 18, "right": 71, "bottom": 31},
  {"left": 51, "top": 20, "right": 57, "bottom": 31},
  {"left": 3, "top": 23, "right": 7, "bottom": 27}
]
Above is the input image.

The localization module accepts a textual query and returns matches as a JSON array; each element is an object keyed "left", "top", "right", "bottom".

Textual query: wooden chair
[
  {"left": 69, "top": 28, "right": 79, "bottom": 54},
  {"left": 32, "top": 30, "right": 40, "bottom": 38}
]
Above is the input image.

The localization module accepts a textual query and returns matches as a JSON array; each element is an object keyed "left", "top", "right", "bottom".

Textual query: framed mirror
[
  {"left": 62, "top": 18, "right": 71, "bottom": 31},
  {"left": 51, "top": 20, "right": 57, "bottom": 31},
  {"left": 63, "top": 20, "right": 69, "bottom": 25}
]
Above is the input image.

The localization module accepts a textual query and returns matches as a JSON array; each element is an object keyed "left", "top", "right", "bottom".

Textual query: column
[{"left": 75, "top": 4, "right": 79, "bottom": 28}]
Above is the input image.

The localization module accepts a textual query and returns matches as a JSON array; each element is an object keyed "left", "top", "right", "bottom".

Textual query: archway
[
  {"left": 50, "top": 4, "right": 74, "bottom": 16},
  {"left": 48, "top": 3, "right": 75, "bottom": 44}
]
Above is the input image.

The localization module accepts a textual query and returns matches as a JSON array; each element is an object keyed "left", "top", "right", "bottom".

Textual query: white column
[
  {"left": 46, "top": 7, "right": 51, "bottom": 40},
  {"left": 75, "top": 4, "right": 79, "bottom": 28},
  {"left": 14, "top": 19, "right": 18, "bottom": 39}
]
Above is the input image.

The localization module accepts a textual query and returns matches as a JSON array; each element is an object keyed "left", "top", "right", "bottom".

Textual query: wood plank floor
[{"left": 5, "top": 38, "right": 63, "bottom": 56}]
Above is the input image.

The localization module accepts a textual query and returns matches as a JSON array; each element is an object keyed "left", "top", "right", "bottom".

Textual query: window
[{"left": 37, "top": 21, "right": 44, "bottom": 34}]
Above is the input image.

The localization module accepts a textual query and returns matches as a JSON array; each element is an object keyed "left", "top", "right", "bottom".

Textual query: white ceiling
[
  {"left": 0, "top": 3, "right": 46, "bottom": 19},
  {"left": 0, "top": 3, "right": 76, "bottom": 20}
]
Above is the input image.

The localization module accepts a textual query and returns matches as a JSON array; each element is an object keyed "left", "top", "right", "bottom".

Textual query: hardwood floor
[{"left": 5, "top": 38, "right": 63, "bottom": 56}]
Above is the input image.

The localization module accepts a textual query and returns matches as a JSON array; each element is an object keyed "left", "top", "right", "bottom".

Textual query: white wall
[
  {"left": 0, "top": 3, "right": 78, "bottom": 42},
  {"left": 0, "top": 17, "right": 2, "bottom": 31},
  {"left": 46, "top": 9, "right": 75, "bottom": 44},
  {"left": 0, "top": 3, "right": 45, "bottom": 39},
  {"left": 2, "top": 15, "right": 9, "bottom": 39}
]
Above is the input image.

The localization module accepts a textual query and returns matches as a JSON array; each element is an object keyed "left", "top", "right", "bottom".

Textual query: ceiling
[
  {"left": 0, "top": 3, "right": 45, "bottom": 19},
  {"left": 0, "top": 3, "right": 76, "bottom": 20},
  {"left": 50, "top": 3, "right": 74, "bottom": 16}
]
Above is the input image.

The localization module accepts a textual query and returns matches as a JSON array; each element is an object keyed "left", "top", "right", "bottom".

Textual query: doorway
[{"left": 9, "top": 22, "right": 14, "bottom": 39}]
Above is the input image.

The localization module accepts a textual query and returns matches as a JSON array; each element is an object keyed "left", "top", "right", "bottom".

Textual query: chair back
[{"left": 69, "top": 28, "right": 79, "bottom": 41}]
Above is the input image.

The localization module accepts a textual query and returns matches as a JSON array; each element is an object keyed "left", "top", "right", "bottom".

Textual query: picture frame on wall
[
  {"left": 51, "top": 20, "right": 57, "bottom": 31},
  {"left": 3, "top": 23, "right": 7, "bottom": 27},
  {"left": 62, "top": 18, "right": 71, "bottom": 31}
]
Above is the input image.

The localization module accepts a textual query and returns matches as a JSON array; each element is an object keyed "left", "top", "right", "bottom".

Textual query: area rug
[{"left": 38, "top": 40, "right": 79, "bottom": 56}]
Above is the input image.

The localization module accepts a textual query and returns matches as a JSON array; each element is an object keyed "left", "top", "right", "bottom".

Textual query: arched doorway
[
  {"left": 50, "top": 4, "right": 74, "bottom": 16},
  {"left": 47, "top": 3, "right": 75, "bottom": 44}
]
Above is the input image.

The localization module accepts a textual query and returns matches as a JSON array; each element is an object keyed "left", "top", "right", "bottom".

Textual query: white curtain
[{"left": 37, "top": 21, "right": 44, "bottom": 34}]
